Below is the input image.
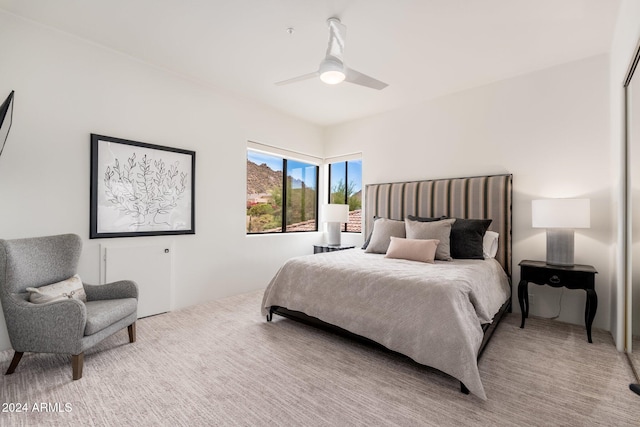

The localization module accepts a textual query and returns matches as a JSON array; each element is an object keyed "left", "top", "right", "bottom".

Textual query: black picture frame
[
  {"left": 0, "top": 90, "right": 15, "bottom": 159},
  {"left": 90, "top": 134, "right": 196, "bottom": 239}
]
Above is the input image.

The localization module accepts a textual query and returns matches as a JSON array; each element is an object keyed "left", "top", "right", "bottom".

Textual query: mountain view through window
[{"left": 246, "top": 150, "right": 318, "bottom": 233}]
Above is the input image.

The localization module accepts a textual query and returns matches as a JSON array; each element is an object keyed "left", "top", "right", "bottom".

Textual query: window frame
[
  {"left": 327, "top": 157, "right": 362, "bottom": 233},
  {"left": 246, "top": 146, "right": 320, "bottom": 234},
  {"left": 283, "top": 158, "right": 320, "bottom": 233}
]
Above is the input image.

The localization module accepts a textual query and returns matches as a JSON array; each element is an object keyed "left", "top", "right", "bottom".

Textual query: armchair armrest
[
  {"left": 5, "top": 296, "right": 86, "bottom": 354},
  {"left": 83, "top": 280, "right": 138, "bottom": 301}
]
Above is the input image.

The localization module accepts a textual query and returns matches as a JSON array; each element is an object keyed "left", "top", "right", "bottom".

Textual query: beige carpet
[{"left": 1, "top": 290, "right": 638, "bottom": 427}]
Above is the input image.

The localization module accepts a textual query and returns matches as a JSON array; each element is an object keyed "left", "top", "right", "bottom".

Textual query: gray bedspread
[{"left": 261, "top": 248, "right": 510, "bottom": 400}]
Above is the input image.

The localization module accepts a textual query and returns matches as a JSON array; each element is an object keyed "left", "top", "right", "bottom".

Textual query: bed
[{"left": 262, "top": 174, "right": 512, "bottom": 400}]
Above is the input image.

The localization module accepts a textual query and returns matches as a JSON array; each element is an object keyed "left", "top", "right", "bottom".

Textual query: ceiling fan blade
[
  {"left": 345, "top": 68, "right": 388, "bottom": 90},
  {"left": 275, "top": 71, "right": 319, "bottom": 86}
]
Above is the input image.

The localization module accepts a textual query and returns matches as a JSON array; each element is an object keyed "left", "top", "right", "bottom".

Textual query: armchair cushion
[
  {"left": 84, "top": 298, "right": 137, "bottom": 336},
  {"left": 83, "top": 280, "right": 138, "bottom": 302},
  {"left": 26, "top": 274, "right": 87, "bottom": 304}
]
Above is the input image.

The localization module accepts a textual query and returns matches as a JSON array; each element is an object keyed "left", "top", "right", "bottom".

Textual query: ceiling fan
[{"left": 275, "top": 17, "right": 388, "bottom": 90}]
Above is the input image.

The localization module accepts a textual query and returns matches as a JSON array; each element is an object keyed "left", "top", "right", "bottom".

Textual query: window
[
  {"left": 328, "top": 159, "right": 362, "bottom": 233},
  {"left": 246, "top": 149, "right": 318, "bottom": 233}
]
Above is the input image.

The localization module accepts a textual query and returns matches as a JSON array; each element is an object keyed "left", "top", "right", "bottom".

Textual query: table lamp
[
  {"left": 532, "top": 198, "right": 590, "bottom": 266},
  {"left": 323, "top": 204, "right": 349, "bottom": 246}
]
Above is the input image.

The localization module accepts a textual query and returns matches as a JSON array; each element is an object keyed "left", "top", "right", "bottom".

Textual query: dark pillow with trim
[
  {"left": 448, "top": 218, "right": 492, "bottom": 259},
  {"left": 407, "top": 215, "right": 492, "bottom": 259},
  {"left": 406, "top": 215, "right": 442, "bottom": 223}
]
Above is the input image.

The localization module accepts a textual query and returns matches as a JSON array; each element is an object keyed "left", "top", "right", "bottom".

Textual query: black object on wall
[{"left": 0, "top": 90, "right": 15, "bottom": 159}]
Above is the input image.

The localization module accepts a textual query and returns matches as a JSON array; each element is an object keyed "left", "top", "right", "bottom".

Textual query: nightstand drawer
[{"left": 521, "top": 266, "right": 594, "bottom": 290}]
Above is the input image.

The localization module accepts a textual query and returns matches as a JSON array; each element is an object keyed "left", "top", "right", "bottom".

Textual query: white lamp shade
[
  {"left": 532, "top": 199, "right": 590, "bottom": 228},
  {"left": 323, "top": 204, "right": 349, "bottom": 223}
]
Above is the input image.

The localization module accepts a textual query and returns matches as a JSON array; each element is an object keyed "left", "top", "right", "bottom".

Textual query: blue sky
[
  {"left": 330, "top": 159, "right": 362, "bottom": 193},
  {"left": 248, "top": 150, "right": 316, "bottom": 188},
  {"left": 349, "top": 160, "right": 362, "bottom": 192},
  {"left": 248, "top": 151, "right": 362, "bottom": 191},
  {"left": 287, "top": 159, "right": 317, "bottom": 188},
  {"left": 248, "top": 150, "right": 282, "bottom": 171}
]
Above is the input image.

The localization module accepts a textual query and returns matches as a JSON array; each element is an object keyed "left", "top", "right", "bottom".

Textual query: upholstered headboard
[{"left": 364, "top": 174, "right": 512, "bottom": 278}]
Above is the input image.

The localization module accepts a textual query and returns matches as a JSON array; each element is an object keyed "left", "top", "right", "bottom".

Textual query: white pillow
[
  {"left": 26, "top": 274, "right": 87, "bottom": 304},
  {"left": 483, "top": 231, "right": 499, "bottom": 259},
  {"left": 385, "top": 237, "right": 439, "bottom": 263}
]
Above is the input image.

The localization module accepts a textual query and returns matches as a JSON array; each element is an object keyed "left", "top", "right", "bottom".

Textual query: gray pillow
[
  {"left": 405, "top": 218, "right": 455, "bottom": 261},
  {"left": 364, "top": 218, "right": 406, "bottom": 254}
]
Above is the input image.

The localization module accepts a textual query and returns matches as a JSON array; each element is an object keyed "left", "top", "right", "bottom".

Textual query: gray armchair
[{"left": 0, "top": 234, "right": 138, "bottom": 380}]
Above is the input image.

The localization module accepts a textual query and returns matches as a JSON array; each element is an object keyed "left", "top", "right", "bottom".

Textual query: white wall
[
  {"left": 0, "top": 12, "right": 324, "bottom": 351},
  {"left": 2, "top": 6, "right": 636, "bottom": 353},
  {"left": 610, "top": 0, "right": 640, "bottom": 351},
  {"left": 325, "top": 55, "right": 614, "bottom": 332}
]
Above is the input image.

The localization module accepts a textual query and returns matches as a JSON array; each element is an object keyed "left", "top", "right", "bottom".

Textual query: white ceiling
[{"left": 0, "top": 0, "right": 621, "bottom": 127}]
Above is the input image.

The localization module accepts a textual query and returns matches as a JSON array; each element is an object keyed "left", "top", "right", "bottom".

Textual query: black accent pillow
[
  {"left": 407, "top": 215, "right": 492, "bottom": 259},
  {"left": 448, "top": 218, "right": 492, "bottom": 259},
  {"left": 406, "top": 215, "right": 442, "bottom": 223}
]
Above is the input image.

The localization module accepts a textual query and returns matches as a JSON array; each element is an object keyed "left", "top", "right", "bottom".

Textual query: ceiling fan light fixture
[
  {"left": 320, "top": 70, "right": 345, "bottom": 85},
  {"left": 275, "top": 17, "right": 387, "bottom": 90},
  {"left": 319, "top": 58, "right": 345, "bottom": 85}
]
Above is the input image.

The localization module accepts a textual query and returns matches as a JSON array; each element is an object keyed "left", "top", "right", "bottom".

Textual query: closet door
[
  {"left": 103, "top": 243, "right": 173, "bottom": 318},
  {"left": 626, "top": 38, "right": 640, "bottom": 378}
]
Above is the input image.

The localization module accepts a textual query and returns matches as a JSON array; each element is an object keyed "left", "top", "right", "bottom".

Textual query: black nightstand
[
  {"left": 313, "top": 244, "right": 355, "bottom": 254},
  {"left": 518, "top": 260, "right": 598, "bottom": 343}
]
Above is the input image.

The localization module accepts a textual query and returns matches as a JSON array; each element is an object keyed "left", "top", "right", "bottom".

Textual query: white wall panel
[{"left": 103, "top": 243, "right": 173, "bottom": 318}]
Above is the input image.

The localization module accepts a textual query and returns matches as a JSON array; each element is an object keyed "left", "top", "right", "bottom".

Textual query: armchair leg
[
  {"left": 72, "top": 353, "right": 84, "bottom": 380},
  {"left": 128, "top": 322, "right": 136, "bottom": 343},
  {"left": 5, "top": 351, "right": 24, "bottom": 375}
]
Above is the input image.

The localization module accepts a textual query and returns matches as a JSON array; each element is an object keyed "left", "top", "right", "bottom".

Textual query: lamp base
[
  {"left": 326, "top": 222, "right": 341, "bottom": 246},
  {"left": 546, "top": 228, "right": 574, "bottom": 266}
]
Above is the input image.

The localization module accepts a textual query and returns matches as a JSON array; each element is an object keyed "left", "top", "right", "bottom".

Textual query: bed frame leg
[
  {"left": 460, "top": 382, "right": 470, "bottom": 395},
  {"left": 266, "top": 310, "right": 273, "bottom": 322}
]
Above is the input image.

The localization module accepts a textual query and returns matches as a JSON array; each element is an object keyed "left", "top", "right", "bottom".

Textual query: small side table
[
  {"left": 518, "top": 260, "right": 598, "bottom": 343},
  {"left": 313, "top": 244, "right": 355, "bottom": 254}
]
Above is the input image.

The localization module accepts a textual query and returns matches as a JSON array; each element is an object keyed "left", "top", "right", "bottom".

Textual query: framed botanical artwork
[{"left": 90, "top": 134, "right": 196, "bottom": 238}]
